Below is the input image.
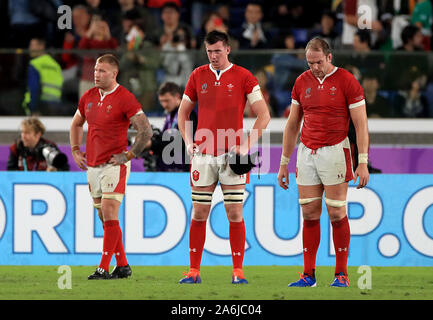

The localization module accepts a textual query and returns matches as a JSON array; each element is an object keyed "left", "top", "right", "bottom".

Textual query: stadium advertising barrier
[{"left": 0, "top": 172, "right": 432, "bottom": 267}]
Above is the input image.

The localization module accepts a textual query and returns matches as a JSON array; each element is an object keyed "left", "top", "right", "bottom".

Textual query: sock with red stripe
[
  {"left": 331, "top": 215, "right": 350, "bottom": 275},
  {"left": 189, "top": 219, "right": 207, "bottom": 271},
  {"left": 99, "top": 220, "right": 121, "bottom": 272},
  {"left": 229, "top": 219, "right": 246, "bottom": 270},
  {"left": 302, "top": 219, "right": 321, "bottom": 278}
]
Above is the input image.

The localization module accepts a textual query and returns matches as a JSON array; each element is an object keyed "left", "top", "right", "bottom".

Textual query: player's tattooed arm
[
  {"left": 109, "top": 112, "right": 153, "bottom": 166},
  {"left": 129, "top": 112, "right": 153, "bottom": 157}
]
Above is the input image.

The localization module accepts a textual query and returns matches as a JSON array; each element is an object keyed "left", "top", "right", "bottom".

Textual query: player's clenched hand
[
  {"left": 277, "top": 165, "right": 289, "bottom": 190},
  {"left": 353, "top": 163, "right": 369, "bottom": 189},
  {"left": 72, "top": 150, "right": 87, "bottom": 171},
  {"left": 187, "top": 143, "right": 199, "bottom": 157},
  {"left": 109, "top": 153, "right": 128, "bottom": 166}
]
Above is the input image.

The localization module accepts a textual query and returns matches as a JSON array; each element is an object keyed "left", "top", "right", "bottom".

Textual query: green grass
[{"left": 0, "top": 266, "right": 432, "bottom": 300}]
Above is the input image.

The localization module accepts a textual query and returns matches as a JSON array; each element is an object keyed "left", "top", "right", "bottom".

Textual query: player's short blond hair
[
  {"left": 21, "top": 116, "right": 45, "bottom": 135},
  {"left": 96, "top": 54, "right": 119, "bottom": 71},
  {"left": 305, "top": 37, "right": 332, "bottom": 56}
]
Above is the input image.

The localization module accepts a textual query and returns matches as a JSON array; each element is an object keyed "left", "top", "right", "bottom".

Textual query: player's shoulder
[
  {"left": 335, "top": 67, "right": 358, "bottom": 81},
  {"left": 231, "top": 64, "right": 254, "bottom": 77},
  {"left": 294, "top": 69, "right": 312, "bottom": 85},
  {"left": 81, "top": 86, "right": 99, "bottom": 99},
  {"left": 193, "top": 64, "right": 211, "bottom": 75}
]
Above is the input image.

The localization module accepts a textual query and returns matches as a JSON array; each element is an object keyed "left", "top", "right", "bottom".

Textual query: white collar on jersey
[
  {"left": 99, "top": 83, "right": 119, "bottom": 101},
  {"left": 315, "top": 66, "right": 338, "bottom": 85},
  {"left": 209, "top": 63, "right": 233, "bottom": 81}
]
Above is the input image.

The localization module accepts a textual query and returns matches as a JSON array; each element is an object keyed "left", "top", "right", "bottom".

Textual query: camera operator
[
  {"left": 7, "top": 117, "right": 69, "bottom": 172},
  {"left": 142, "top": 82, "right": 197, "bottom": 171}
]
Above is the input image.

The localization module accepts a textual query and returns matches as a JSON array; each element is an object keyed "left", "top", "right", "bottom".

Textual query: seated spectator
[
  {"left": 7, "top": 117, "right": 69, "bottom": 171},
  {"left": 362, "top": 73, "right": 393, "bottom": 118},
  {"left": 309, "top": 10, "right": 341, "bottom": 49},
  {"left": 119, "top": 22, "right": 161, "bottom": 113},
  {"left": 197, "top": 11, "right": 239, "bottom": 50},
  {"left": 22, "top": 38, "right": 66, "bottom": 116},
  {"left": 411, "top": 0, "right": 432, "bottom": 50},
  {"left": 397, "top": 25, "right": 424, "bottom": 51},
  {"left": 237, "top": 1, "right": 271, "bottom": 49},
  {"left": 155, "top": 2, "right": 196, "bottom": 49},
  {"left": 394, "top": 76, "right": 429, "bottom": 118},
  {"left": 110, "top": 0, "right": 158, "bottom": 46},
  {"left": 160, "top": 26, "right": 194, "bottom": 89},
  {"left": 77, "top": 17, "right": 118, "bottom": 99},
  {"left": 142, "top": 81, "right": 197, "bottom": 172}
]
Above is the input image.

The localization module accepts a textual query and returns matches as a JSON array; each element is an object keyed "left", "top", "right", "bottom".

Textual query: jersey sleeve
[
  {"left": 123, "top": 90, "right": 144, "bottom": 119},
  {"left": 77, "top": 91, "right": 87, "bottom": 119},
  {"left": 345, "top": 73, "right": 365, "bottom": 109},
  {"left": 243, "top": 68, "right": 260, "bottom": 94},
  {"left": 183, "top": 69, "right": 198, "bottom": 102},
  {"left": 291, "top": 76, "right": 301, "bottom": 106}
]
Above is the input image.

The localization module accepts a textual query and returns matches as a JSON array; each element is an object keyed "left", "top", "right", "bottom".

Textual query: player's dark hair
[
  {"left": 205, "top": 30, "right": 230, "bottom": 47},
  {"left": 305, "top": 37, "right": 332, "bottom": 55},
  {"left": 158, "top": 81, "right": 182, "bottom": 97},
  {"left": 96, "top": 54, "right": 119, "bottom": 71}
]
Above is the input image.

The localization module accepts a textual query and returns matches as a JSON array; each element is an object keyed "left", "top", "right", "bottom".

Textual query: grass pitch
[{"left": 0, "top": 265, "right": 432, "bottom": 300}]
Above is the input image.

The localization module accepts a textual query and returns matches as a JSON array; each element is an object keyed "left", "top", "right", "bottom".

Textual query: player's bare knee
[
  {"left": 299, "top": 197, "right": 322, "bottom": 219},
  {"left": 325, "top": 197, "right": 347, "bottom": 221},
  {"left": 225, "top": 204, "right": 243, "bottom": 222}
]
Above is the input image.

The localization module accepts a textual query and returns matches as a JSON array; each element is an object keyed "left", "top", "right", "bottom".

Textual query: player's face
[
  {"left": 158, "top": 92, "right": 180, "bottom": 113},
  {"left": 306, "top": 49, "right": 332, "bottom": 79},
  {"left": 205, "top": 40, "right": 231, "bottom": 70},
  {"left": 20, "top": 125, "right": 41, "bottom": 149},
  {"left": 94, "top": 61, "right": 118, "bottom": 90}
]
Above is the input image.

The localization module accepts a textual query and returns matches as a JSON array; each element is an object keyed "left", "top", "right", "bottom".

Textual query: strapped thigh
[
  {"left": 191, "top": 190, "right": 213, "bottom": 205},
  {"left": 223, "top": 189, "right": 244, "bottom": 204},
  {"left": 324, "top": 197, "right": 347, "bottom": 207},
  {"left": 298, "top": 197, "right": 322, "bottom": 205}
]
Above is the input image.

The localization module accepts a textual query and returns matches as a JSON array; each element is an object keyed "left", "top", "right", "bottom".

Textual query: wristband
[
  {"left": 280, "top": 154, "right": 290, "bottom": 166},
  {"left": 71, "top": 145, "right": 80, "bottom": 153},
  {"left": 358, "top": 153, "right": 368, "bottom": 164},
  {"left": 125, "top": 150, "right": 136, "bottom": 161}
]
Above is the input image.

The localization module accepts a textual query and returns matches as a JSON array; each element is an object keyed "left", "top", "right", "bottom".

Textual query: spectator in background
[
  {"left": 78, "top": 17, "right": 118, "bottom": 99},
  {"left": 310, "top": 10, "right": 341, "bottom": 49},
  {"left": 119, "top": 22, "right": 161, "bottom": 112},
  {"left": 22, "top": 38, "right": 65, "bottom": 116},
  {"left": 362, "top": 73, "right": 393, "bottom": 118},
  {"left": 156, "top": 2, "right": 196, "bottom": 49},
  {"left": 411, "top": 0, "right": 432, "bottom": 50},
  {"left": 394, "top": 76, "right": 429, "bottom": 118},
  {"left": 197, "top": 11, "right": 239, "bottom": 50},
  {"left": 61, "top": 5, "right": 92, "bottom": 104},
  {"left": 160, "top": 26, "right": 194, "bottom": 89},
  {"left": 7, "top": 117, "right": 69, "bottom": 171},
  {"left": 397, "top": 24, "right": 425, "bottom": 51},
  {"left": 238, "top": 1, "right": 270, "bottom": 49},
  {"left": 111, "top": 0, "right": 158, "bottom": 46},
  {"left": 342, "top": 0, "right": 383, "bottom": 49}
]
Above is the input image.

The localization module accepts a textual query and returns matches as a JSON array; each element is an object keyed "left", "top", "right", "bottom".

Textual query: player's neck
[
  {"left": 99, "top": 82, "right": 118, "bottom": 95},
  {"left": 317, "top": 65, "right": 336, "bottom": 80}
]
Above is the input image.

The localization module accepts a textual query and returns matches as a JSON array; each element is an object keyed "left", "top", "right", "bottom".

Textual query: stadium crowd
[{"left": 1, "top": 0, "right": 433, "bottom": 117}]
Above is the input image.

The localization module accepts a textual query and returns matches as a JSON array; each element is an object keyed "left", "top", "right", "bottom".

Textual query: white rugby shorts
[
  {"left": 190, "top": 152, "right": 248, "bottom": 187},
  {"left": 87, "top": 161, "right": 131, "bottom": 199},
  {"left": 296, "top": 137, "right": 354, "bottom": 186}
]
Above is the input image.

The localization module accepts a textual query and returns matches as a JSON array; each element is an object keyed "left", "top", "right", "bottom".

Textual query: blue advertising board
[{"left": 0, "top": 172, "right": 432, "bottom": 266}]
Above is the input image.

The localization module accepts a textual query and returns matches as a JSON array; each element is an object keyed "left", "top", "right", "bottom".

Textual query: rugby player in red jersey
[
  {"left": 278, "top": 38, "right": 369, "bottom": 287},
  {"left": 177, "top": 30, "right": 270, "bottom": 284},
  {"left": 70, "top": 54, "right": 152, "bottom": 279}
]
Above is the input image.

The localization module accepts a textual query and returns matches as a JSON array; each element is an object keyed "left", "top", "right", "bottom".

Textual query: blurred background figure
[
  {"left": 7, "top": 116, "right": 69, "bottom": 171},
  {"left": 23, "top": 38, "right": 65, "bottom": 116}
]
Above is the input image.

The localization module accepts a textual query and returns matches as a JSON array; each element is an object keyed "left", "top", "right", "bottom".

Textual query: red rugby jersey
[
  {"left": 184, "top": 63, "right": 259, "bottom": 156},
  {"left": 291, "top": 67, "right": 365, "bottom": 150},
  {"left": 77, "top": 84, "right": 143, "bottom": 166}
]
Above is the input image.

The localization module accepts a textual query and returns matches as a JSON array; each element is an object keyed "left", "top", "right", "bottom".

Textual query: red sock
[
  {"left": 99, "top": 220, "right": 121, "bottom": 271},
  {"left": 302, "top": 219, "right": 321, "bottom": 277},
  {"left": 114, "top": 228, "right": 128, "bottom": 267},
  {"left": 229, "top": 219, "right": 246, "bottom": 270},
  {"left": 189, "top": 219, "right": 207, "bottom": 270},
  {"left": 331, "top": 216, "right": 350, "bottom": 275}
]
